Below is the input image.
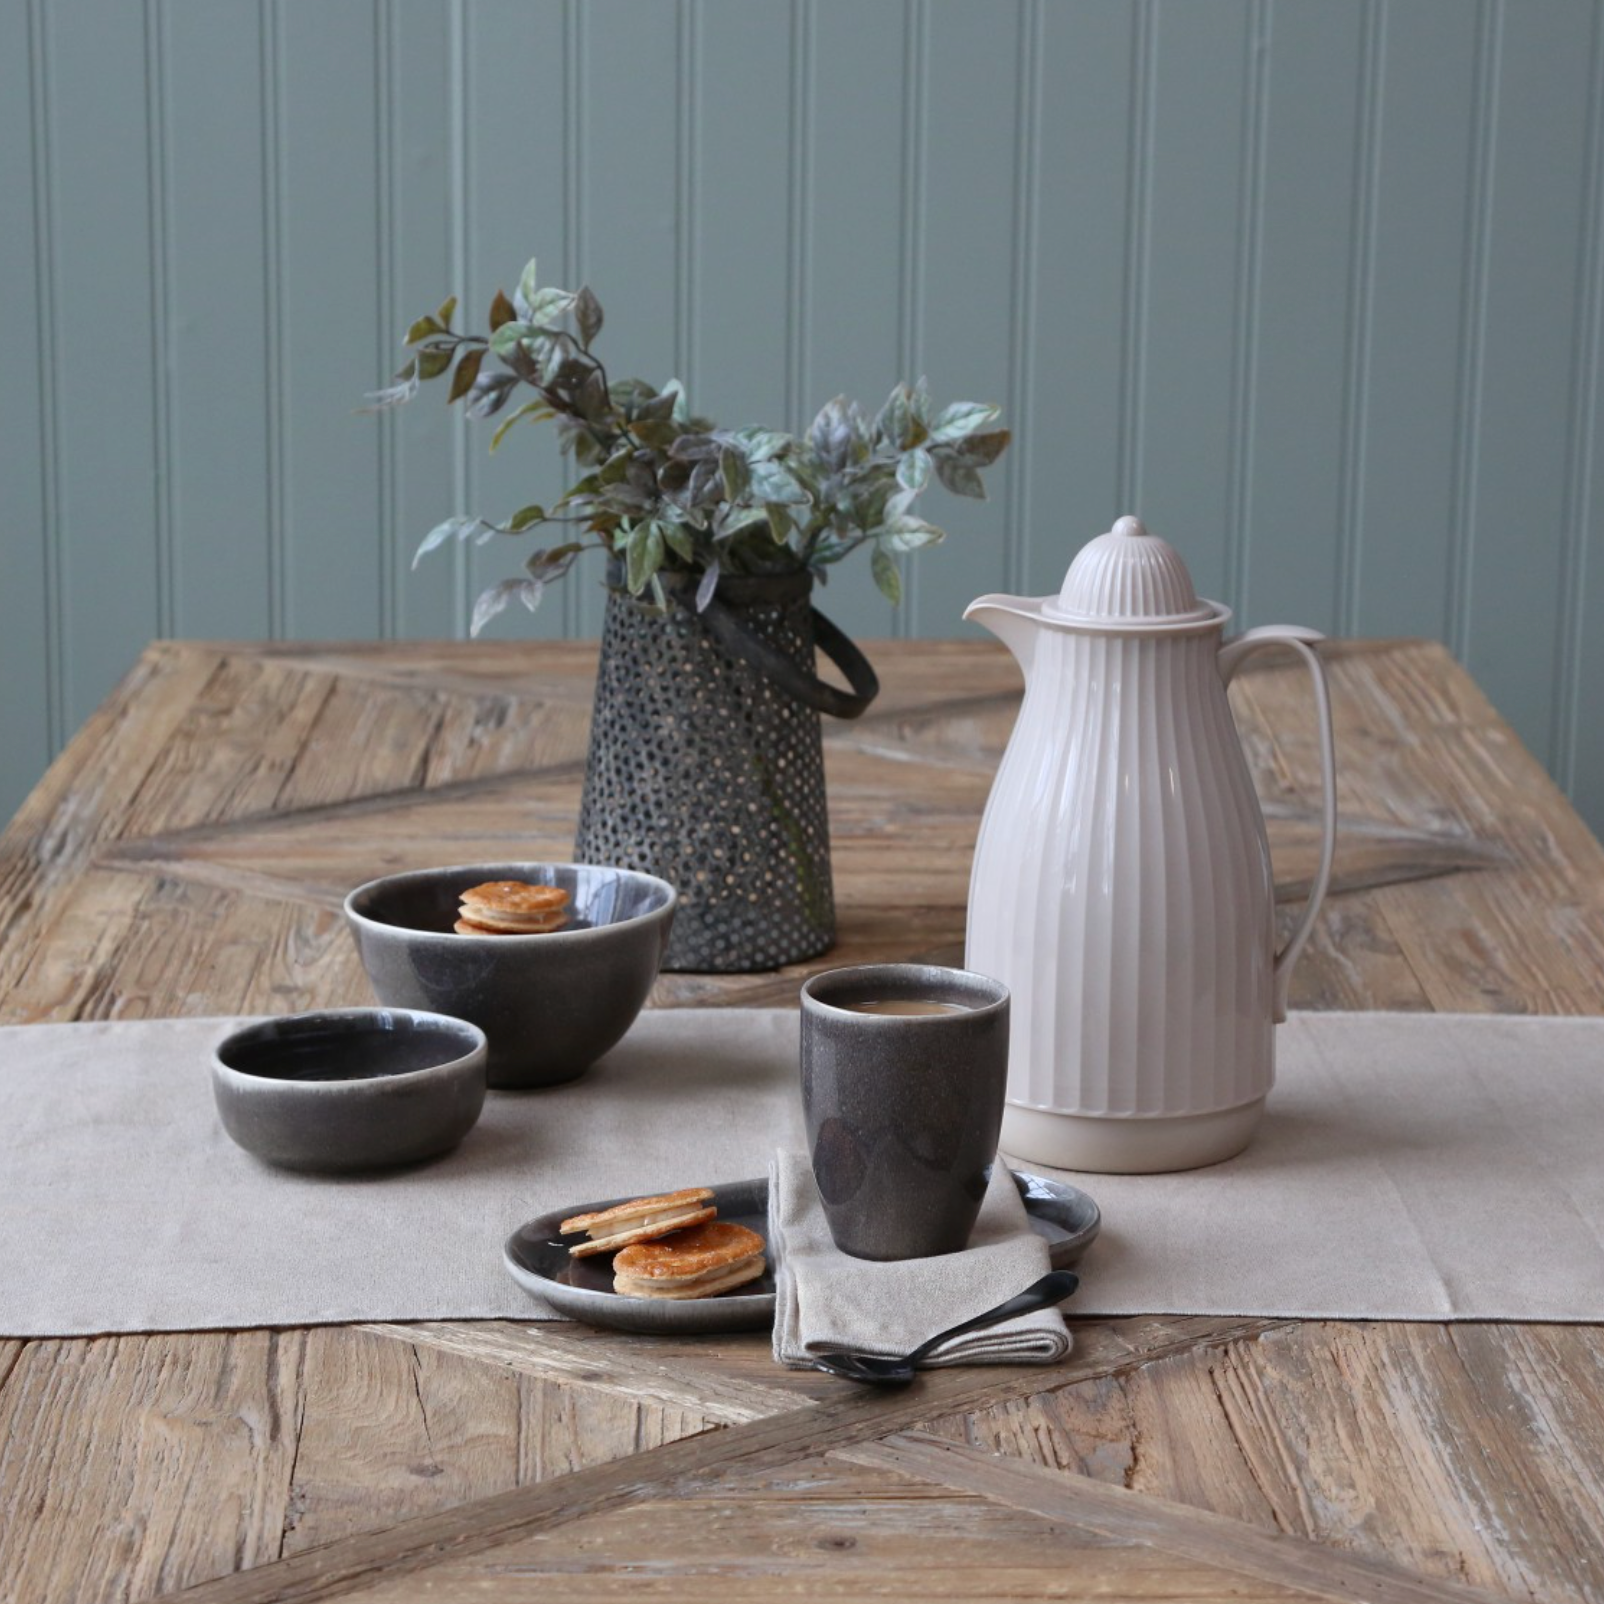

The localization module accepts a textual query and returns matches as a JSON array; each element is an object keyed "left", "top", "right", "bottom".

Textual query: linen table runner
[{"left": 5, "top": 1008, "right": 1604, "bottom": 1335}]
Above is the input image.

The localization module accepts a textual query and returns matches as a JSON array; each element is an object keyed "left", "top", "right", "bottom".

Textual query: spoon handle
[{"left": 906, "top": 1269, "right": 1080, "bottom": 1365}]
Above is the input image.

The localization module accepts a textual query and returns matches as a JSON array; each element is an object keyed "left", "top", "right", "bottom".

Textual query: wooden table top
[{"left": 4, "top": 635, "right": 1604, "bottom": 1604}]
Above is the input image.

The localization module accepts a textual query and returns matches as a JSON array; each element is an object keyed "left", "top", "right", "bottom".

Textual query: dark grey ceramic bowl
[
  {"left": 211, "top": 1008, "right": 488, "bottom": 1173},
  {"left": 343, "top": 862, "right": 677, "bottom": 1089}
]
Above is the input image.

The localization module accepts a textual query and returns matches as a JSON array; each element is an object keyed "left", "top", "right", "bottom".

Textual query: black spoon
[{"left": 809, "top": 1269, "right": 1080, "bottom": 1385}]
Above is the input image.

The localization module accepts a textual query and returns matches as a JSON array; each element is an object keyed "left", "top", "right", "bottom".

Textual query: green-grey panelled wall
[{"left": 5, "top": 1, "right": 1604, "bottom": 833}]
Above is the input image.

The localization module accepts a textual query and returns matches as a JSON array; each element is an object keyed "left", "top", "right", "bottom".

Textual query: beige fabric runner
[
  {"left": 3, "top": 1008, "right": 1604, "bottom": 1336},
  {"left": 0, "top": 1010, "right": 802, "bottom": 1337},
  {"left": 1034, "top": 1010, "right": 1604, "bottom": 1321}
]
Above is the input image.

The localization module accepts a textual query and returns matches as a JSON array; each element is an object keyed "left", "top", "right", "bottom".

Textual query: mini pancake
[
  {"left": 560, "top": 1187, "right": 718, "bottom": 1257},
  {"left": 611, "top": 1220, "right": 766, "bottom": 1299},
  {"left": 456, "top": 880, "right": 571, "bottom": 935}
]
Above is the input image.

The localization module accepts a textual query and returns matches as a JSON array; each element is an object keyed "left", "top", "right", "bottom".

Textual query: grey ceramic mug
[{"left": 800, "top": 963, "right": 1010, "bottom": 1261}]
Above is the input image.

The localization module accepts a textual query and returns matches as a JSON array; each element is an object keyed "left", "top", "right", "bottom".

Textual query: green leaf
[
  {"left": 946, "top": 427, "right": 1011, "bottom": 468},
  {"left": 875, "top": 384, "right": 927, "bottom": 451},
  {"left": 490, "top": 321, "right": 534, "bottom": 359},
  {"left": 470, "top": 577, "right": 544, "bottom": 636},
  {"left": 489, "top": 399, "right": 555, "bottom": 452},
  {"left": 633, "top": 389, "right": 677, "bottom": 424},
  {"left": 765, "top": 504, "right": 794, "bottom": 545},
  {"left": 435, "top": 295, "right": 458, "bottom": 328},
  {"left": 897, "top": 447, "right": 933, "bottom": 494},
  {"left": 749, "top": 459, "right": 810, "bottom": 505},
  {"left": 413, "top": 515, "right": 493, "bottom": 568},
  {"left": 506, "top": 504, "right": 546, "bottom": 532},
  {"left": 935, "top": 456, "right": 987, "bottom": 499},
  {"left": 489, "top": 288, "right": 517, "bottom": 331},
  {"left": 538, "top": 338, "right": 569, "bottom": 386},
  {"left": 516, "top": 257, "right": 541, "bottom": 316},
  {"left": 929, "top": 401, "right": 1000, "bottom": 443},
  {"left": 695, "top": 558, "right": 720, "bottom": 612},
  {"left": 526, "top": 541, "right": 586, "bottom": 578},
  {"left": 574, "top": 285, "right": 604, "bottom": 347},
  {"left": 526, "top": 286, "right": 576, "bottom": 328},
  {"left": 729, "top": 428, "right": 790, "bottom": 462},
  {"left": 877, "top": 516, "right": 945, "bottom": 553},
  {"left": 448, "top": 346, "right": 484, "bottom": 404},
  {"left": 871, "top": 544, "right": 903, "bottom": 604},
  {"left": 360, "top": 360, "right": 418, "bottom": 411},
  {"left": 669, "top": 433, "right": 721, "bottom": 462},
  {"left": 809, "top": 397, "right": 867, "bottom": 472},
  {"left": 405, "top": 314, "right": 444, "bottom": 345},
  {"left": 466, "top": 371, "right": 519, "bottom": 420},
  {"left": 662, "top": 522, "right": 696, "bottom": 562},
  {"left": 720, "top": 446, "right": 751, "bottom": 503},
  {"left": 417, "top": 347, "right": 452, "bottom": 381},
  {"left": 625, "top": 520, "right": 666, "bottom": 595}
]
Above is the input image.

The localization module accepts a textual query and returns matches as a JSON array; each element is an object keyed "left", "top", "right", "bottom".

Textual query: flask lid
[{"left": 1045, "top": 516, "right": 1216, "bottom": 626}]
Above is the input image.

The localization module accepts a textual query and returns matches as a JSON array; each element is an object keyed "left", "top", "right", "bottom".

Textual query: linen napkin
[{"left": 769, "top": 1150, "right": 1073, "bottom": 1369}]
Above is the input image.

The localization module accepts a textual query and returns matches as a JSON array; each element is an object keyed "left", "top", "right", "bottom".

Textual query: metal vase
[{"left": 574, "top": 567, "right": 878, "bottom": 973}]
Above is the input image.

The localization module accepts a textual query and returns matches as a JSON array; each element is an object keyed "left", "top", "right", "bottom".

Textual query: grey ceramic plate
[{"left": 502, "top": 1170, "right": 1101, "bottom": 1336}]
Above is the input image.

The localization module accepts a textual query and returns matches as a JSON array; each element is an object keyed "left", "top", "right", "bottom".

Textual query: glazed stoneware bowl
[
  {"left": 212, "top": 1008, "right": 488, "bottom": 1173},
  {"left": 343, "top": 862, "right": 677, "bottom": 1089}
]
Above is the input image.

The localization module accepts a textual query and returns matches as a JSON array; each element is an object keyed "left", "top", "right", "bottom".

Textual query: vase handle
[{"left": 696, "top": 596, "right": 880, "bottom": 720}]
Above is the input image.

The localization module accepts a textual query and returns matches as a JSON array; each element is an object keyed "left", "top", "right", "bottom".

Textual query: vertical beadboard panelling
[
  {"left": 1136, "top": 0, "right": 1252, "bottom": 601},
  {"left": 1351, "top": 0, "right": 1479, "bottom": 643},
  {"left": 454, "top": 0, "right": 568, "bottom": 642},
  {"left": 275, "top": 0, "right": 383, "bottom": 638},
  {"left": 389, "top": 0, "right": 460, "bottom": 639},
  {"left": 1240, "top": 2, "right": 1365, "bottom": 630},
  {"left": 164, "top": 0, "right": 272, "bottom": 638},
  {"left": 0, "top": 0, "right": 51, "bottom": 826},
  {"left": 46, "top": 0, "right": 161, "bottom": 730},
  {"left": 11, "top": 3, "right": 1604, "bottom": 839},
  {"left": 912, "top": 1, "right": 1022, "bottom": 637},
  {"left": 567, "top": 0, "right": 683, "bottom": 637},
  {"left": 1024, "top": 2, "right": 1136, "bottom": 592},
  {"left": 1464, "top": 0, "right": 1596, "bottom": 770},
  {"left": 1560, "top": 7, "right": 1604, "bottom": 813},
  {"left": 691, "top": 4, "right": 790, "bottom": 433},
  {"left": 800, "top": 0, "right": 903, "bottom": 646}
]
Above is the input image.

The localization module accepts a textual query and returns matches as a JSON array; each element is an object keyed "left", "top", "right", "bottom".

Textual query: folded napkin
[{"left": 769, "top": 1151, "right": 1073, "bottom": 1369}]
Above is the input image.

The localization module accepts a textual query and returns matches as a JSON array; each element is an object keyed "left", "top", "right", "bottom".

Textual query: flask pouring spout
[{"left": 964, "top": 595, "right": 1042, "bottom": 674}]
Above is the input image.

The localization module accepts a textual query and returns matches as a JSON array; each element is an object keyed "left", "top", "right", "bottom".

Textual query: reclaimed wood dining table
[{"left": 3, "top": 635, "right": 1604, "bottom": 1604}]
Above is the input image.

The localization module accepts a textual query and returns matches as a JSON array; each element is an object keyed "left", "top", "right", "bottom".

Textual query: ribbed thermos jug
[{"left": 964, "top": 517, "right": 1338, "bottom": 1173}]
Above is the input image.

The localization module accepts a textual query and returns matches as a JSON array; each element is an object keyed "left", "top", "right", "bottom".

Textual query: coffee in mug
[
  {"left": 800, "top": 962, "right": 1010, "bottom": 1260},
  {"left": 839, "top": 998, "right": 967, "bottom": 1017}
]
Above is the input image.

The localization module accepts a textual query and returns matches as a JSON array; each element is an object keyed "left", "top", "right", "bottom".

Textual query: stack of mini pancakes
[
  {"left": 454, "top": 880, "right": 571, "bottom": 935},
  {"left": 561, "top": 1187, "right": 767, "bottom": 1299}
]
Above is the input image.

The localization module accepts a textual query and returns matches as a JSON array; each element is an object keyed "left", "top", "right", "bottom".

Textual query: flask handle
[{"left": 1217, "top": 626, "right": 1338, "bottom": 1022}]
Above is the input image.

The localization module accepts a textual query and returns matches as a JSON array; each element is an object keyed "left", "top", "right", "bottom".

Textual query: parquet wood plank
[
  {"left": 150, "top": 1319, "right": 1278, "bottom": 1604},
  {"left": 839, "top": 1434, "right": 1518, "bottom": 1604},
  {"left": 0, "top": 1331, "right": 304, "bottom": 1604},
  {"left": 341, "top": 1457, "right": 1309, "bottom": 1603},
  {"left": 282, "top": 1329, "right": 717, "bottom": 1559},
  {"left": 922, "top": 1320, "right": 1604, "bottom": 1604}
]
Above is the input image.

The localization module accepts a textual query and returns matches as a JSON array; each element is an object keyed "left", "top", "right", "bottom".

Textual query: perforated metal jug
[{"left": 575, "top": 568, "right": 878, "bottom": 972}]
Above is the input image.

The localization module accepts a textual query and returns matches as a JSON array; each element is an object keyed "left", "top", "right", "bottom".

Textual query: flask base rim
[{"left": 1000, "top": 1098, "right": 1265, "bottom": 1175}]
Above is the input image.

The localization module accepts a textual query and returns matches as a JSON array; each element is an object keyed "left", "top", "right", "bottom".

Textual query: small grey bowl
[
  {"left": 343, "top": 862, "right": 677, "bottom": 1090},
  {"left": 212, "top": 1008, "right": 488, "bottom": 1173}
]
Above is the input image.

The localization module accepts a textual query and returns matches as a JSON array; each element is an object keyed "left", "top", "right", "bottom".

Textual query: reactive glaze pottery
[
  {"left": 211, "top": 1008, "right": 487, "bottom": 1172},
  {"left": 800, "top": 963, "right": 1010, "bottom": 1260},
  {"left": 344, "top": 862, "right": 675, "bottom": 1089}
]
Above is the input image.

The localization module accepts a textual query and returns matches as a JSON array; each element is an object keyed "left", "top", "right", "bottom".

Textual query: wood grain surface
[{"left": 2, "top": 636, "right": 1601, "bottom": 1604}]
